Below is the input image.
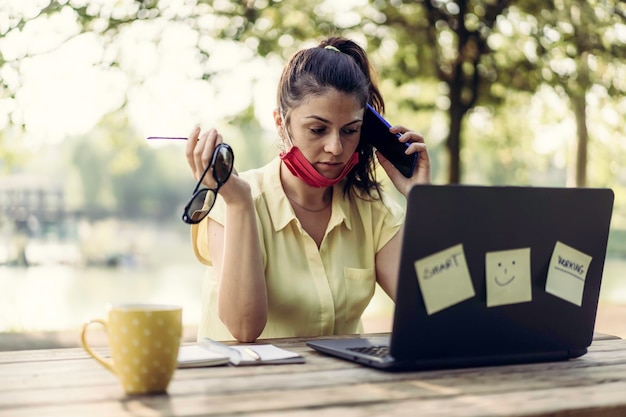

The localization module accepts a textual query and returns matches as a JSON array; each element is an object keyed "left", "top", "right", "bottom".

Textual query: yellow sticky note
[
  {"left": 414, "top": 244, "right": 475, "bottom": 315},
  {"left": 545, "top": 241, "right": 592, "bottom": 306},
  {"left": 485, "top": 248, "right": 532, "bottom": 307}
]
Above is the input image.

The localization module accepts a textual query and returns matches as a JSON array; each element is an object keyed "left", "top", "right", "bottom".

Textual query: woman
[{"left": 186, "top": 36, "right": 431, "bottom": 342}]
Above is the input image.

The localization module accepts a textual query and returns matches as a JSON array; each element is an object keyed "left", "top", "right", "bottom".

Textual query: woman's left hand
[{"left": 376, "top": 125, "right": 431, "bottom": 197}]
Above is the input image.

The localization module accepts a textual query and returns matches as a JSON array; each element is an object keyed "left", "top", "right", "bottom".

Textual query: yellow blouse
[{"left": 191, "top": 157, "right": 404, "bottom": 341}]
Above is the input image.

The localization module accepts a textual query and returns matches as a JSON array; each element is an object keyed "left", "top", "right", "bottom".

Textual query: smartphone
[{"left": 361, "top": 104, "right": 418, "bottom": 178}]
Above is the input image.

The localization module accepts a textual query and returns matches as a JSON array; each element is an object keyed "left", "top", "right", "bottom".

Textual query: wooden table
[{"left": 1, "top": 333, "right": 626, "bottom": 417}]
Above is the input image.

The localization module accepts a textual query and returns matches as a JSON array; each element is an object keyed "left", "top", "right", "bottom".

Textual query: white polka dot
[
  {"left": 121, "top": 346, "right": 128, "bottom": 354},
  {"left": 144, "top": 329, "right": 151, "bottom": 336},
  {"left": 132, "top": 318, "right": 140, "bottom": 326},
  {"left": 132, "top": 338, "right": 140, "bottom": 346},
  {"left": 121, "top": 326, "right": 128, "bottom": 334}
]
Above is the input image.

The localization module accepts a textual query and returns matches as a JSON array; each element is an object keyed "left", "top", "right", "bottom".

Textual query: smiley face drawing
[
  {"left": 494, "top": 259, "right": 517, "bottom": 287},
  {"left": 486, "top": 248, "right": 532, "bottom": 307}
]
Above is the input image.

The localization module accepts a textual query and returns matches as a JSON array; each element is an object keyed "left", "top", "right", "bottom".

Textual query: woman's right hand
[{"left": 185, "top": 125, "right": 251, "bottom": 206}]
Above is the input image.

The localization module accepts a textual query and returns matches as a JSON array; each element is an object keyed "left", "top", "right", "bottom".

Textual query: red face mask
[{"left": 280, "top": 146, "right": 359, "bottom": 188}]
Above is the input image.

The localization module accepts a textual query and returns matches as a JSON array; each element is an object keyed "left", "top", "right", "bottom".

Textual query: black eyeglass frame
[{"left": 181, "top": 143, "right": 234, "bottom": 224}]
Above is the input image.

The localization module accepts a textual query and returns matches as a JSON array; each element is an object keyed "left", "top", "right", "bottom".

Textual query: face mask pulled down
[{"left": 278, "top": 120, "right": 359, "bottom": 188}]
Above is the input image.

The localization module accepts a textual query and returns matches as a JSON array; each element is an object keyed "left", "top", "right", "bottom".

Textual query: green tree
[
  {"left": 466, "top": 0, "right": 626, "bottom": 187},
  {"left": 2, "top": 0, "right": 625, "bottom": 188},
  {"left": 370, "top": 0, "right": 514, "bottom": 183},
  {"left": 532, "top": 0, "right": 626, "bottom": 187}
]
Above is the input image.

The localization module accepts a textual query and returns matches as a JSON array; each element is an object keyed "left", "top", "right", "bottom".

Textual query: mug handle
[{"left": 80, "top": 319, "right": 115, "bottom": 375}]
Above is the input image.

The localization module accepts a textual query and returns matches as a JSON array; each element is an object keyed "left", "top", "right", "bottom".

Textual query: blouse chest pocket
[{"left": 344, "top": 267, "right": 376, "bottom": 322}]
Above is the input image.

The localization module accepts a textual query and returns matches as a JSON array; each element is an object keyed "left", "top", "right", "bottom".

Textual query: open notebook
[
  {"left": 308, "top": 185, "right": 614, "bottom": 371},
  {"left": 178, "top": 338, "right": 304, "bottom": 367}
]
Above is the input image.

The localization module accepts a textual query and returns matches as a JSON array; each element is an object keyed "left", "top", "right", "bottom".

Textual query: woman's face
[{"left": 280, "top": 89, "right": 364, "bottom": 180}]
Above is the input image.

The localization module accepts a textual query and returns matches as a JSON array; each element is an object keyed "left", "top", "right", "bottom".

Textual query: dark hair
[{"left": 277, "top": 36, "right": 385, "bottom": 199}]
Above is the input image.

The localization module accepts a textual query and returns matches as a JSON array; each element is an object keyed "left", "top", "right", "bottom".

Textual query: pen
[
  {"left": 199, "top": 338, "right": 262, "bottom": 363},
  {"left": 147, "top": 136, "right": 188, "bottom": 140},
  {"left": 243, "top": 347, "right": 261, "bottom": 361}
]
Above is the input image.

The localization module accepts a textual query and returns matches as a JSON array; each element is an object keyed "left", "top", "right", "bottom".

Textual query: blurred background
[{"left": 1, "top": 0, "right": 625, "bottom": 347}]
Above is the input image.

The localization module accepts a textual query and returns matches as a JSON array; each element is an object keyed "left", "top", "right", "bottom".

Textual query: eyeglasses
[{"left": 182, "top": 143, "right": 234, "bottom": 224}]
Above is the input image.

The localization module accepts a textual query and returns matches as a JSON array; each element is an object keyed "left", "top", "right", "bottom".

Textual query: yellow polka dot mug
[{"left": 80, "top": 304, "right": 182, "bottom": 395}]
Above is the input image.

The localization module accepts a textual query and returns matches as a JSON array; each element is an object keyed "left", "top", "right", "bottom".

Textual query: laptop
[{"left": 307, "top": 185, "right": 614, "bottom": 371}]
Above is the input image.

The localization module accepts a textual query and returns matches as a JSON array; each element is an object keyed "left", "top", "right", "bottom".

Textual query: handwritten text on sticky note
[
  {"left": 545, "top": 241, "right": 592, "bottom": 306},
  {"left": 485, "top": 248, "right": 532, "bottom": 307},
  {"left": 414, "top": 244, "right": 475, "bottom": 315}
]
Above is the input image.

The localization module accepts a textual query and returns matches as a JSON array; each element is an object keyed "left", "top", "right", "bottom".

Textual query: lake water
[
  {"left": 1, "top": 258, "right": 625, "bottom": 333},
  {"left": 0, "top": 263, "right": 206, "bottom": 332}
]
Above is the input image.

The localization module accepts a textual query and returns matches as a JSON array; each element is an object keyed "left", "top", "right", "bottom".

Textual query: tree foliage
[
  {"left": 369, "top": 0, "right": 515, "bottom": 183},
  {"left": 1, "top": 0, "right": 625, "bottom": 221},
  {"left": 492, "top": 0, "right": 626, "bottom": 186}
]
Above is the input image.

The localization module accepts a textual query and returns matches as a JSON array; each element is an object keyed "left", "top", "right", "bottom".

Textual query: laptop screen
[{"left": 391, "top": 185, "right": 614, "bottom": 360}]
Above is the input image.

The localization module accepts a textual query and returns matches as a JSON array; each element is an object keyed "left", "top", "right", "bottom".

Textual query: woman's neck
[{"left": 280, "top": 162, "right": 333, "bottom": 211}]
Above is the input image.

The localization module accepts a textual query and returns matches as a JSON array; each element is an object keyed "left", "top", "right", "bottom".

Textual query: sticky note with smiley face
[
  {"left": 414, "top": 244, "right": 475, "bottom": 315},
  {"left": 485, "top": 248, "right": 532, "bottom": 307}
]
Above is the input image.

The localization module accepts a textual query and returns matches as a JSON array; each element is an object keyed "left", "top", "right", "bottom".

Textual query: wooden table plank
[
  {"left": 1, "top": 336, "right": 625, "bottom": 417},
  {"left": 2, "top": 338, "right": 625, "bottom": 391},
  {"left": 3, "top": 358, "right": 626, "bottom": 414},
  {"left": 4, "top": 378, "right": 626, "bottom": 417}
]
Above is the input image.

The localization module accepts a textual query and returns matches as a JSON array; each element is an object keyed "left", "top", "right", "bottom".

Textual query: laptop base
[{"left": 307, "top": 336, "right": 575, "bottom": 372}]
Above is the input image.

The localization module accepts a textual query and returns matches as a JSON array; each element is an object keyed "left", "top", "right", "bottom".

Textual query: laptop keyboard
[{"left": 347, "top": 345, "right": 390, "bottom": 358}]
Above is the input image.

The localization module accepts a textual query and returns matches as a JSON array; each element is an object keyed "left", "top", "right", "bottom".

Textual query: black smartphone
[{"left": 361, "top": 104, "right": 418, "bottom": 178}]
